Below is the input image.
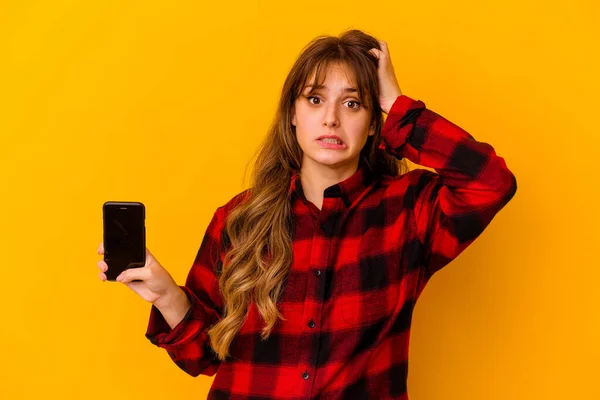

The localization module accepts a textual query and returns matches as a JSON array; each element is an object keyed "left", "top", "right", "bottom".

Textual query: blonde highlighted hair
[{"left": 207, "top": 29, "right": 408, "bottom": 360}]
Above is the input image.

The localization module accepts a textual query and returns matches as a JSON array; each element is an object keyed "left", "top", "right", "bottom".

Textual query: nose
[{"left": 323, "top": 103, "right": 339, "bottom": 128}]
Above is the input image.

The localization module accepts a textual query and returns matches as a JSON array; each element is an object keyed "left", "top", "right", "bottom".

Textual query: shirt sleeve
[
  {"left": 144, "top": 205, "right": 227, "bottom": 377},
  {"left": 380, "top": 95, "right": 517, "bottom": 284}
]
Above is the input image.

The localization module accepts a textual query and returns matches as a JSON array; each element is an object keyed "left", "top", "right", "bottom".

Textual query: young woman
[{"left": 97, "top": 29, "right": 517, "bottom": 399}]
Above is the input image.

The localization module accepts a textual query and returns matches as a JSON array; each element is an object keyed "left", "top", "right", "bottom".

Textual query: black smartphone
[{"left": 103, "top": 201, "right": 146, "bottom": 281}]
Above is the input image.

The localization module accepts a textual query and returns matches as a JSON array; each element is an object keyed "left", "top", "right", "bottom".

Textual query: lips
[
  {"left": 316, "top": 135, "right": 344, "bottom": 144},
  {"left": 316, "top": 137, "right": 346, "bottom": 149}
]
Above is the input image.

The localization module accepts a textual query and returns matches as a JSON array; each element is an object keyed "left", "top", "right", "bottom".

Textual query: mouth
[{"left": 317, "top": 137, "right": 346, "bottom": 149}]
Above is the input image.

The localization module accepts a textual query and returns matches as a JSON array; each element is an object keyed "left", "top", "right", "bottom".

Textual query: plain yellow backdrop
[{"left": 0, "top": 1, "right": 598, "bottom": 399}]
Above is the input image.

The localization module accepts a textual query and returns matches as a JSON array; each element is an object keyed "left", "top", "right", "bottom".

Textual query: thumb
[
  {"left": 144, "top": 247, "right": 157, "bottom": 266},
  {"left": 117, "top": 266, "right": 150, "bottom": 283}
]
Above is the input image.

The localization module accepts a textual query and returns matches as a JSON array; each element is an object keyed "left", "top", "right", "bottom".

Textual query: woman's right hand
[{"left": 97, "top": 242, "right": 180, "bottom": 306}]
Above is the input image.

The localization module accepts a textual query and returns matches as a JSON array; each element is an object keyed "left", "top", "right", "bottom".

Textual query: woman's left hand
[{"left": 369, "top": 41, "right": 403, "bottom": 114}]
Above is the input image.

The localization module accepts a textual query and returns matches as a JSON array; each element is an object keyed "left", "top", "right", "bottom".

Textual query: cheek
[
  {"left": 294, "top": 110, "right": 319, "bottom": 140},
  {"left": 348, "top": 118, "right": 372, "bottom": 137},
  {"left": 295, "top": 107, "right": 318, "bottom": 128},
  {"left": 295, "top": 126, "right": 312, "bottom": 150}
]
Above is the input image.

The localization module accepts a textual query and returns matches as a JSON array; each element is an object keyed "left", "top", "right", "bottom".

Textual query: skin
[
  {"left": 292, "top": 41, "right": 402, "bottom": 210},
  {"left": 291, "top": 62, "right": 375, "bottom": 210},
  {"left": 96, "top": 40, "right": 402, "bottom": 328}
]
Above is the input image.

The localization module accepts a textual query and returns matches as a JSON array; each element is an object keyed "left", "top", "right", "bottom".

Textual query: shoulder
[
  {"left": 214, "top": 188, "right": 252, "bottom": 219},
  {"left": 204, "top": 189, "right": 251, "bottom": 247}
]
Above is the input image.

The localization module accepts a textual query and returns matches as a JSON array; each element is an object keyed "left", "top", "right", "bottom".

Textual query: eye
[
  {"left": 306, "top": 95, "right": 321, "bottom": 105},
  {"left": 305, "top": 95, "right": 361, "bottom": 109},
  {"left": 346, "top": 100, "right": 361, "bottom": 110}
]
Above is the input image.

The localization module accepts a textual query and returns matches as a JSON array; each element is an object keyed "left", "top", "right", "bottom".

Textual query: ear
[
  {"left": 368, "top": 120, "right": 375, "bottom": 136},
  {"left": 291, "top": 106, "right": 296, "bottom": 127}
]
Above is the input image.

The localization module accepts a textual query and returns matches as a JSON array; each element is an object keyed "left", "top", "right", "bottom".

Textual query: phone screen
[{"left": 103, "top": 202, "right": 146, "bottom": 281}]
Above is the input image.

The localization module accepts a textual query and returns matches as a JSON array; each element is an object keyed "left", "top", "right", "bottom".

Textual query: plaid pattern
[{"left": 145, "top": 95, "right": 517, "bottom": 399}]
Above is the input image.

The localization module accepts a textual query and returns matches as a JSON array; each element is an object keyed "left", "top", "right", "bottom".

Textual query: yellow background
[{"left": 0, "top": 1, "right": 598, "bottom": 399}]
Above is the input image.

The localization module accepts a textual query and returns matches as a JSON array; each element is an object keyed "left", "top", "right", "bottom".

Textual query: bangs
[{"left": 296, "top": 56, "right": 374, "bottom": 111}]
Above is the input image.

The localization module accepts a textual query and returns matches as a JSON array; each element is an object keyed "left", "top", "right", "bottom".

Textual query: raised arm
[{"left": 381, "top": 94, "right": 517, "bottom": 281}]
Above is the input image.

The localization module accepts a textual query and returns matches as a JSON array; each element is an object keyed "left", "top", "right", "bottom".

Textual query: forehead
[{"left": 304, "top": 62, "right": 357, "bottom": 90}]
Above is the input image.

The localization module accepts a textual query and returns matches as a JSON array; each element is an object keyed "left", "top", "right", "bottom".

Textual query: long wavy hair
[{"left": 207, "top": 29, "right": 408, "bottom": 360}]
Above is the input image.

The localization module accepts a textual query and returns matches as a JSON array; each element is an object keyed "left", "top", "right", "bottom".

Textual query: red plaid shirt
[{"left": 145, "top": 94, "right": 517, "bottom": 399}]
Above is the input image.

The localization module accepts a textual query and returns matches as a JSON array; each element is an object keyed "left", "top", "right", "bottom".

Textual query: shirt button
[
  {"left": 313, "top": 269, "right": 321, "bottom": 276},
  {"left": 308, "top": 319, "right": 316, "bottom": 328},
  {"left": 302, "top": 371, "right": 310, "bottom": 380}
]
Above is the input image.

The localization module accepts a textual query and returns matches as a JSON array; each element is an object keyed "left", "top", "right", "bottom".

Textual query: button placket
[
  {"left": 320, "top": 221, "right": 330, "bottom": 235},
  {"left": 300, "top": 192, "right": 343, "bottom": 393}
]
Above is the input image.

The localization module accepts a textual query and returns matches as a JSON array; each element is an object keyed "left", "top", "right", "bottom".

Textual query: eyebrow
[{"left": 304, "top": 84, "right": 357, "bottom": 93}]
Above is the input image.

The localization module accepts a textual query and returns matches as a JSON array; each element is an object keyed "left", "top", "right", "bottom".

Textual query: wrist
[
  {"left": 154, "top": 286, "right": 192, "bottom": 330},
  {"left": 154, "top": 286, "right": 187, "bottom": 313},
  {"left": 381, "top": 92, "right": 402, "bottom": 114}
]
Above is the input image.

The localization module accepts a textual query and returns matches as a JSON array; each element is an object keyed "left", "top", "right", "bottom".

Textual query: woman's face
[{"left": 291, "top": 62, "right": 374, "bottom": 171}]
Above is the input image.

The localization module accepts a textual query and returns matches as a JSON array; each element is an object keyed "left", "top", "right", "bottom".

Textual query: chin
[{"left": 307, "top": 152, "right": 358, "bottom": 168}]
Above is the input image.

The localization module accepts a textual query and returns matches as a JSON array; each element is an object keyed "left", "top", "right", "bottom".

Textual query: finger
[
  {"left": 379, "top": 41, "right": 390, "bottom": 56},
  {"left": 368, "top": 48, "right": 381, "bottom": 59},
  {"left": 98, "top": 242, "right": 104, "bottom": 255},
  {"left": 97, "top": 260, "right": 108, "bottom": 272},
  {"left": 144, "top": 248, "right": 154, "bottom": 266},
  {"left": 117, "top": 266, "right": 151, "bottom": 283},
  {"left": 99, "top": 272, "right": 107, "bottom": 281}
]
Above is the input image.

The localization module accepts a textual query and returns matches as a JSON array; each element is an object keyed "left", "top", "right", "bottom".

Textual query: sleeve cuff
[
  {"left": 145, "top": 285, "right": 203, "bottom": 348},
  {"left": 379, "top": 94, "right": 426, "bottom": 153}
]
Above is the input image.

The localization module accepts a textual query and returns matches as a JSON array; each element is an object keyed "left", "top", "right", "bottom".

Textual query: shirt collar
[{"left": 288, "top": 157, "right": 375, "bottom": 208}]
